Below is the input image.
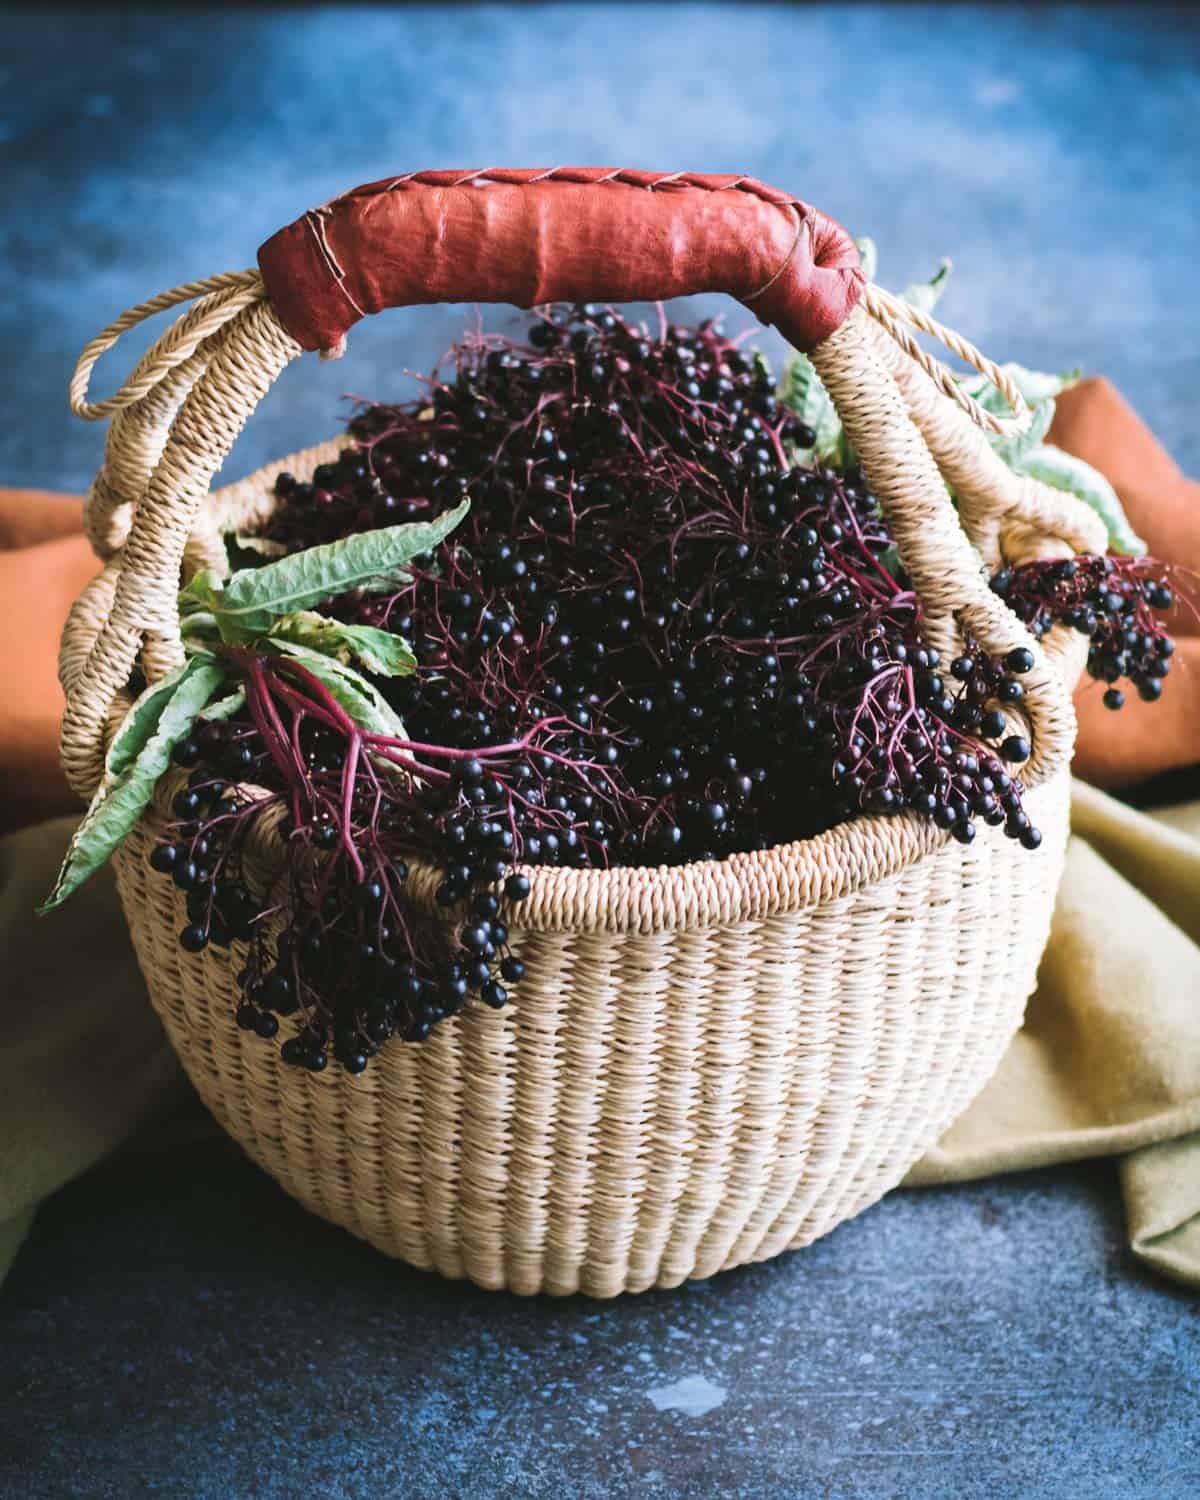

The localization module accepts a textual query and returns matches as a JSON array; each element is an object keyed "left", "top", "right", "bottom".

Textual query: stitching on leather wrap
[
  {"left": 305, "top": 209, "right": 366, "bottom": 321},
  {"left": 745, "top": 206, "right": 806, "bottom": 303},
  {"left": 323, "top": 167, "right": 851, "bottom": 268}
]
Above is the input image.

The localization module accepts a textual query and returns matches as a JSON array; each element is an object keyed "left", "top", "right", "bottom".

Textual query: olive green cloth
[
  {"left": 0, "top": 819, "right": 183, "bottom": 1278},
  {"left": 3, "top": 782, "right": 1198, "bottom": 1287},
  {"left": 906, "top": 779, "right": 1200, "bottom": 1286}
]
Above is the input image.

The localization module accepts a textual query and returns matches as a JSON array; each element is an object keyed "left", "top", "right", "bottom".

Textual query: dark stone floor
[
  {"left": 5, "top": 1140, "right": 1199, "bottom": 1500},
  {"left": 1, "top": 4, "right": 1198, "bottom": 1496}
]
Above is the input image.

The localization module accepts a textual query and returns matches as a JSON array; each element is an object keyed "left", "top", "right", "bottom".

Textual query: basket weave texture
[
  {"left": 115, "top": 771, "right": 1068, "bottom": 1295},
  {"left": 59, "top": 229, "right": 1108, "bottom": 1294}
]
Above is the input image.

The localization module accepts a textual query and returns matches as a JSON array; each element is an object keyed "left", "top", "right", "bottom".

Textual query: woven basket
[{"left": 59, "top": 171, "right": 1108, "bottom": 1296}]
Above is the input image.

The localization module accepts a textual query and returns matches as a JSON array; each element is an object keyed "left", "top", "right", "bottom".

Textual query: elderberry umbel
[
  {"left": 991, "top": 555, "right": 1176, "bottom": 705},
  {"left": 149, "top": 305, "right": 1176, "bottom": 1072}
]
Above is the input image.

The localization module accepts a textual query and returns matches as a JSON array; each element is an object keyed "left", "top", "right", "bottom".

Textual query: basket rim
[
  {"left": 142, "top": 766, "right": 1069, "bottom": 937},
  {"left": 135, "top": 439, "right": 1085, "bottom": 938}
]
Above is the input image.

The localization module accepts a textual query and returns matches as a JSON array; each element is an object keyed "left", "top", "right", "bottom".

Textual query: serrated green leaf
[
  {"left": 41, "top": 655, "right": 227, "bottom": 913},
  {"left": 104, "top": 659, "right": 194, "bottom": 784},
  {"left": 193, "top": 501, "right": 470, "bottom": 642},
  {"left": 901, "top": 258, "right": 951, "bottom": 315},
  {"left": 1018, "top": 444, "right": 1147, "bottom": 555},
  {"left": 267, "top": 639, "right": 409, "bottom": 739},
  {"left": 267, "top": 611, "right": 417, "bottom": 677}
]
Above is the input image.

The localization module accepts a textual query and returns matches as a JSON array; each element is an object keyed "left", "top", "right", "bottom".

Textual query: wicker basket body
[
  {"left": 59, "top": 170, "right": 1111, "bottom": 1295},
  {"left": 115, "top": 771, "right": 1068, "bottom": 1296}
]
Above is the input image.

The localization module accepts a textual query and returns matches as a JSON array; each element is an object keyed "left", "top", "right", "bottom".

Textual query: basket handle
[
  {"left": 256, "top": 168, "right": 864, "bottom": 359},
  {"left": 60, "top": 168, "right": 1073, "bottom": 800}
]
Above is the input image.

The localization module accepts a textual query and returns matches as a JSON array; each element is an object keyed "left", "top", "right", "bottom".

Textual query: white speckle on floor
[{"left": 646, "top": 1374, "right": 727, "bottom": 1417}]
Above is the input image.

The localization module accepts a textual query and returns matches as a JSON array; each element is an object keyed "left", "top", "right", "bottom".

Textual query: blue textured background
[{"left": 2, "top": 5, "right": 1198, "bottom": 1497}]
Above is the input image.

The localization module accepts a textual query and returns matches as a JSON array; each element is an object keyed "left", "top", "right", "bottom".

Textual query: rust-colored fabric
[
  {"left": 0, "top": 489, "right": 84, "bottom": 550},
  {"left": 1049, "top": 379, "right": 1200, "bottom": 789},
  {"left": 0, "top": 497, "right": 95, "bottom": 834},
  {"left": 257, "top": 169, "right": 864, "bottom": 355}
]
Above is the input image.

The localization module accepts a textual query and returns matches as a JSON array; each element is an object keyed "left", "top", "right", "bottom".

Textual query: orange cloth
[
  {"left": 0, "top": 499, "right": 97, "bottom": 834},
  {"left": 0, "top": 380, "right": 1195, "bottom": 831}
]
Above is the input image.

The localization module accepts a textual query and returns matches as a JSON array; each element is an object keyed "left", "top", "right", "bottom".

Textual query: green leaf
[
  {"left": 267, "top": 639, "right": 409, "bottom": 739},
  {"left": 901, "top": 258, "right": 952, "bottom": 315},
  {"left": 199, "top": 686, "right": 246, "bottom": 722},
  {"left": 104, "top": 660, "right": 194, "bottom": 783},
  {"left": 779, "top": 355, "right": 844, "bottom": 466},
  {"left": 41, "top": 655, "right": 227, "bottom": 913},
  {"left": 876, "top": 543, "right": 904, "bottom": 583},
  {"left": 959, "top": 363, "right": 1079, "bottom": 419},
  {"left": 991, "top": 396, "right": 1056, "bottom": 470},
  {"left": 191, "top": 501, "right": 471, "bottom": 643},
  {"left": 1017, "top": 444, "right": 1147, "bottom": 556},
  {"left": 267, "top": 611, "right": 417, "bottom": 678},
  {"left": 178, "top": 568, "right": 224, "bottom": 613}
]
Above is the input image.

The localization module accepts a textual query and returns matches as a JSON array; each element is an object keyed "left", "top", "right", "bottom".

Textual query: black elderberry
[
  {"left": 1004, "top": 647, "right": 1035, "bottom": 674},
  {"left": 171, "top": 737, "right": 202, "bottom": 768},
  {"left": 481, "top": 980, "right": 508, "bottom": 1009},
  {"left": 150, "top": 842, "right": 179, "bottom": 873},
  {"left": 1000, "top": 736, "right": 1031, "bottom": 765},
  {"left": 979, "top": 710, "right": 1007, "bottom": 740},
  {"left": 179, "top": 923, "right": 208, "bottom": 953},
  {"left": 172, "top": 788, "right": 203, "bottom": 818},
  {"left": 461, "top": 925, "right": 491, "bottom": 955}
]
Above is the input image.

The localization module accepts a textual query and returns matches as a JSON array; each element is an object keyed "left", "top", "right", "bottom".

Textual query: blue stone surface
[{"left": 1, "top": 4, "right": 1198, "bottom": 1496}]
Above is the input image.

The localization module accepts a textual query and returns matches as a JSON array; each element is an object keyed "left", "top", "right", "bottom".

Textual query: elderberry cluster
[
  {"left": 146, "top": 304, "right": 1174, "bottom": 1072},
  {"left": 992, "top": 555, "right": 1175, "bottom": 711}
]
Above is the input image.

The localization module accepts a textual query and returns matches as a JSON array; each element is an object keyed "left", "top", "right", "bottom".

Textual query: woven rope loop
[
  {"left": 862, "top": 284, "right": 1031, "bottom": 438},
  {"left": 69, "top": 270, "right": 266, "bottom": 422}
]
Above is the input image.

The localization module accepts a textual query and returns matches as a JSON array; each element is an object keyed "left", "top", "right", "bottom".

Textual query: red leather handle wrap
[{"left": 257, "top": 168, "right": 864, "bottom": 355}]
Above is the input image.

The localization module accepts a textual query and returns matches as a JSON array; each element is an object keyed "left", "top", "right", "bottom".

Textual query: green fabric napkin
[
  {"left": 906, "top": 781, "right": 1200, "bottom": 1287},
  {"left": 3, "top": 783, "right": 1198, "bottom": 1287},
  {"left": 0, "top": 819, "right": 182, "bottom": 1272}
]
